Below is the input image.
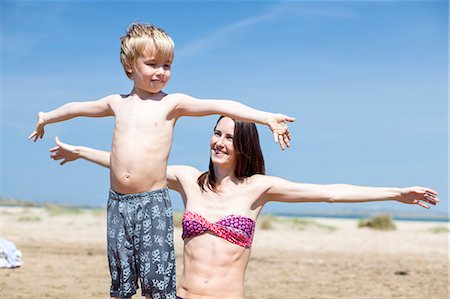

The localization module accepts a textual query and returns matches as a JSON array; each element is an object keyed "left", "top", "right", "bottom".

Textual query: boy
[{"left": 29, "top": 23, "right": 294, "bottom": 299}]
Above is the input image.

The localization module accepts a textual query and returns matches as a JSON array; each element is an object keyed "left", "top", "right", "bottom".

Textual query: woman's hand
[
  {"left": 49, "top": 137, "right": 80, "bottom": 165},
  {"left": 267, "top": 113, "right": 295, "bottom": 150},
  {"left": 396, "top": 187, "right": 439, "bottom": 209}
]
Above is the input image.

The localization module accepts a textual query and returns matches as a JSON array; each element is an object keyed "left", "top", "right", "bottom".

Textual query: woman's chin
[{"left": 211, "top": 159, "right": 233, "bottom": 169}]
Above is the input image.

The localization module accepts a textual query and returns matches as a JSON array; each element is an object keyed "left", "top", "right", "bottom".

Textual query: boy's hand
[
  {"left": 396, "top": 187, "right": 439, "bottom": 209},
  {"left": 50, "top": 137, "right": 80, "bottom": 165},
  {"left": 267, "top": 114, "right": 295, "bottom": 150},
  {"left": 28, "top": 112, "right": 46, "bottom": 142}
]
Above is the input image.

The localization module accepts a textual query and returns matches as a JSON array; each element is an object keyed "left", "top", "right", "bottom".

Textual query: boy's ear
[{"left": 125, "top": 62, "right": 133, "bottom": 74}]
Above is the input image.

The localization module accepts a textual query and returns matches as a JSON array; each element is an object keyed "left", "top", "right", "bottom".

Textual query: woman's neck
[{"left": 213, "top": 166, "right": 239, "bottom": 191}]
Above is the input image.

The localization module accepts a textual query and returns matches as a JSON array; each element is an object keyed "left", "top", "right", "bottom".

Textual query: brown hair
[{"left": 197, "top": 116, "right": 265, "bottom": 192}]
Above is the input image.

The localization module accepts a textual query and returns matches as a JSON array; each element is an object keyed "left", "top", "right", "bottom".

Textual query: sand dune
[{"left": 1, "top": 206, "right": 448, "bottom": 299}]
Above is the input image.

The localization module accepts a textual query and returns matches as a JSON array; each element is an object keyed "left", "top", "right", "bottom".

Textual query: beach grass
[
  {"left": 90, "top": 208, "right": 106, "bottom": 217},
  {"left": 428, "top": 226, "right": 450, "bottom": 234},
  {"left": 259, "top": 215, "right": 275, "bottom": 230},
  {"left": 45, "top": 204, "right": 84, "bottom": 216},
  {"left": 258, "top": 215, "right": 336, "bottom": 231},
  {"left": 17, "top": 215, "right": 42, "bottom": 222},
  {"left": 173, "top": 211, "right": 183, "bottom": 228},
  {"left": 358, "top": 214, "right": 396, "bottom": 231}
]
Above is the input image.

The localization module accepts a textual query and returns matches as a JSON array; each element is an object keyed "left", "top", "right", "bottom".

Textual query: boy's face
[{"left": 127, "top": 44, "right": 172, "bottom": 94}]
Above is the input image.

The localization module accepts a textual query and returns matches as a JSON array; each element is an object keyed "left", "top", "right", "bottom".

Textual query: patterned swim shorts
[{"left": 107, "top": 188, "right": 176, "bottom": 299}]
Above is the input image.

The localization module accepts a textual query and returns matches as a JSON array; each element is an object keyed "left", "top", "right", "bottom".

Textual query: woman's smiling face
[{"left": 210, "top": 117, "right": 237, "bottom": 170}]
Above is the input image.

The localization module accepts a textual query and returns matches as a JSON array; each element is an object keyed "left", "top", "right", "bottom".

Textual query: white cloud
[{"left": 177, "top": 2, "right": 358, "bottom": 58}]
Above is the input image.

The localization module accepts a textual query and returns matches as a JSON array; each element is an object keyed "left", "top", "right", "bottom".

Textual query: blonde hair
[{"left": 120, "top": 23, "right": 175, "bottom": 79}]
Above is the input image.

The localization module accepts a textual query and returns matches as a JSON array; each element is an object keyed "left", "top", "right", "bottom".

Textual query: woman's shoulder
[
  {"left": 246, "top": 174, "right": 272, "bottom": 186},
  {"left": 169, "top": 165, "right": 201, "bottom": 174}
]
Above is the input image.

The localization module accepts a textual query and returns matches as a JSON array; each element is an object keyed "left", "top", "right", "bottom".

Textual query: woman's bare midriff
[{"left": 177, "top": 234, "right": 251, "bottom": 299}]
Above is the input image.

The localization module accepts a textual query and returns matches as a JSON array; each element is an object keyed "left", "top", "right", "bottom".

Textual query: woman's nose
[{"left": 215, "top": 137, "right": 225, "bottom": 147}]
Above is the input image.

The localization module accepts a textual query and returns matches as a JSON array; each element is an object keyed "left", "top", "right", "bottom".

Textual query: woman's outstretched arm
[
  {"left": 50, "top": 137, "right": 110, "bottom": 167},
  {"left": 258, "top": 175, "right": 439, "bottom": 209},
  {"left": 49, "top": 137, "right": 196, "bottom": 193}
]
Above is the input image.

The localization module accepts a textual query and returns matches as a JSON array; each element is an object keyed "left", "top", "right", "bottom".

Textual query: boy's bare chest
[{"left": 112, "top": 100, "right": 175, "bottom": 126}]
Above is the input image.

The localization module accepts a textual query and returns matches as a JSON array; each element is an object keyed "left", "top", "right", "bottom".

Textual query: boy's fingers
[
  {"left": 273, "top": 132, "right": 278, "bottom": 143},
  {"left": 278, "top": 135, "right": 285, "bottom": 150},
  {"left": 286, "top": 116, "right": 295, "bottom": 122},
  {"left": 28, "top": 131, "right": 36, "bottom": 140}
]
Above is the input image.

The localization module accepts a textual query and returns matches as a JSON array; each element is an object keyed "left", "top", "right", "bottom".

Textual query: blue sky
[{"left": 1, "top": 1, "right": 448, "bottom": 217}]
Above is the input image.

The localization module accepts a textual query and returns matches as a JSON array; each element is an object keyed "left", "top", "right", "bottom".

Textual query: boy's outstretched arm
[
  {"left": 28, "top": 96, "right": 114, "bottom": 142},
  {"left": 173, "top": 94, "right": 295, "bottom": 150}
]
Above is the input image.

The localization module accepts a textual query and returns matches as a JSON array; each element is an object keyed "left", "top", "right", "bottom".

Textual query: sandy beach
[{"left": 1, "top": 206, "right": 448, "bottom": 299}]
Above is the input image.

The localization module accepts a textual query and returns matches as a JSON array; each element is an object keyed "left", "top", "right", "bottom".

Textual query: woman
[{"left": 50, "top": 116, "right": 439, "bottom": 298}]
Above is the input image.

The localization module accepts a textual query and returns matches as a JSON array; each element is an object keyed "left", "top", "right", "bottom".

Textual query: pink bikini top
[{"left": 182, "top": 211, "right": 256, "bottom": 248}]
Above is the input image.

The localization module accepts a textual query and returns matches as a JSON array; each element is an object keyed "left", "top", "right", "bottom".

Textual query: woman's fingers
[
  {"left": 423, "top": 192, "right": 439, "bottom": 205},
  {"left": 417, "top": 201, "right": 430, "bottom": 209}
]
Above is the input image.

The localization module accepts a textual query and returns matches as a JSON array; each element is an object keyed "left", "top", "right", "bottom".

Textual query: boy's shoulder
[
  {"left": 111, "top": 92, "right": 190, "bottom": 103},
  {"left": 98, "top": 93, "right": 127, "bottom": 102},
  {"left": 164, "top": 92, "right": 191, "bottom": 102}
]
